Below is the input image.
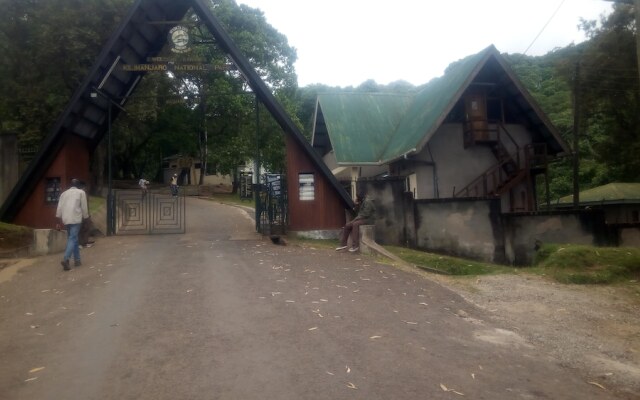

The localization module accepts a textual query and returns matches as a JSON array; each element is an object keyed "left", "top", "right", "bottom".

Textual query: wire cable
[{"left": 523, "top": 0, "right": 567, "bottom": 55}]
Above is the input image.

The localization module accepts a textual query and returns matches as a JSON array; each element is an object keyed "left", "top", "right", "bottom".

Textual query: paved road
[{"left": 0, "top": 198, "right": 621, "bottom": 399}]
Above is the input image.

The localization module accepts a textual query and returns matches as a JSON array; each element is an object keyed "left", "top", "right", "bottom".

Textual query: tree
[
  {"left": 157, "top": 0, "right": 300, "bottom": 184},
  {"left": 0, "top": 0, "right": 300, "bottom": 190},
  {"left": 574, "top": 3, "right": 640, "bottom": 183},
  {"left": 0, "top": 0, "right": 132, "bottom": 149}
]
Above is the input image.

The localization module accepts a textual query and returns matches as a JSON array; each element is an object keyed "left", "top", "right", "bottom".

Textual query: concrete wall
[
  {"left": 0, "top": 132, "right": 19, "bottom": 206},
  {"left": 427, "top": 124, "right": 497, "bottom": 198},
  {"left": 31, "top": 229, "right": 68, "bottom": 256},
  {"left": 356, "top": 179, "right": 412, "bottom": 246},
  {"left": 389, "top": 124, "right": 498, "bottom": 199},
  {"left": 414, "top": 198, "right": 505, "bottom": 263},
  {"left": 503, "top": 211, "right": 614, "bottom": 265},
  {"left": 351, "top": 179, "right": 632, "bottom": 266}
]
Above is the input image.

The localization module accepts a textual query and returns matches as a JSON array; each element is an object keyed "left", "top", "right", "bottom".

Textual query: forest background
[{"left": 0, "top": 0, "right": 638, "bottom": 200}]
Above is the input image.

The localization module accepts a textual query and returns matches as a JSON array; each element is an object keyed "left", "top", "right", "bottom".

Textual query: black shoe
[
  {"left": 74, "top": 261, "right": 82, "bottom": 267},
  {"left": 61, "top": 260, "right": 70, "bottom": 271}
]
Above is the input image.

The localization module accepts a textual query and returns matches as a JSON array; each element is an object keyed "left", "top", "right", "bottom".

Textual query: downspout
[{"left": 426, "top": 144, "right": 439, "bottom": 198}]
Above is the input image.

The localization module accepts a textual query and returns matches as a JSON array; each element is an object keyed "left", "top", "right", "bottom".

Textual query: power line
[{"left": 523, "top": 0, "right": 567, "bottom": 55}]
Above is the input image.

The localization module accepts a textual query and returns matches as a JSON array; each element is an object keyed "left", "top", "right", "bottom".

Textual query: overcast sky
[{"left": 237, "top": 0, "right": 613, "bottom": 87}]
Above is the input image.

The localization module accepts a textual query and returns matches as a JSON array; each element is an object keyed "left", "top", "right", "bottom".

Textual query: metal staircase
[{"left": 454, "top": 120, "right": 548, "bottom": 211}]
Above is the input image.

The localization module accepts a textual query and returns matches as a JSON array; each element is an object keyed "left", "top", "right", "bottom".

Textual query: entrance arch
[{"left": 0, "top": 0, "right": 353, "bottom": 234}]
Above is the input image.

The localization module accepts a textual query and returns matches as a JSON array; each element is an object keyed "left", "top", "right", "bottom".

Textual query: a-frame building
[{"left": 0, "top": 0, "right": 353, "bottom": 231}]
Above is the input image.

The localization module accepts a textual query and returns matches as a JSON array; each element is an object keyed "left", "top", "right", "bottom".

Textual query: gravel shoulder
[{"left": 425, "top": 272, "right": 640, "bottom": 399}]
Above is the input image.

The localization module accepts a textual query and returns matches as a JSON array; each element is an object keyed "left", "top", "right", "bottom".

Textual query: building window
[
  {"left": 299, "top": 173, "right": 315, "bottom": 201},
  {"left": 45, "top": 177, "right": 61, "bottom": 204}
]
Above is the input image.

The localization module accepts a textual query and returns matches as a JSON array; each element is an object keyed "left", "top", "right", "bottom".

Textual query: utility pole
[
  {"left": 636, "top": 0, "right": 640, "bottom": 84},
  {"left": 572, "top": 62, "right": 581, "bottom": 208},
  {"left": 199, "top": 82, "right": 207, "bottom": 185}
]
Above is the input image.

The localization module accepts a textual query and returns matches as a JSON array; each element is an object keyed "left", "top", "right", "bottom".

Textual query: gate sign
[{"left": 169, "top": 25, "right": 191, "bottom": 53}]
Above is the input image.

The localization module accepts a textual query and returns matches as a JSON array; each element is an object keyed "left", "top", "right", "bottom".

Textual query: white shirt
[{"left": 56, "top": 187, "right": 89, "bottom": 225}]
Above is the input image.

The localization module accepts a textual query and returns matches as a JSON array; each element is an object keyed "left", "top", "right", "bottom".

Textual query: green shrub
[{"left": 533, "top": 243, "right": 640, "bottom": 284}]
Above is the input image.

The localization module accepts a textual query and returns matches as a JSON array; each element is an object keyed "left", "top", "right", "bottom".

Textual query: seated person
[{"left": 336, "top": 191, "right": 375, "bottom": 253}]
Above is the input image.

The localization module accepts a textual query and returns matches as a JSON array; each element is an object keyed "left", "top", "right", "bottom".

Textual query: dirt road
[{"left": 0, "top": 198, "right": 631, "bottom": 399}]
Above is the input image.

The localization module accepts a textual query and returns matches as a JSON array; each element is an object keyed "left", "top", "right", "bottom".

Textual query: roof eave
[{"left": 492, "top": 52, "right": 571, "bottom": 154}]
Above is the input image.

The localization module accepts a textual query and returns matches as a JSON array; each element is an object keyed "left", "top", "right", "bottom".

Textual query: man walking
[{"left": 56, "top": 178, "right": 89, "bottom": 271}]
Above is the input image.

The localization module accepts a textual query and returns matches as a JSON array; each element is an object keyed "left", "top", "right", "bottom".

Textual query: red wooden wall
[
  {"left": 13, "top": 136, "right": 91, "bottom": 229},
  {"left": 285, "top": 136, "right": 346, "bottom": 231}
]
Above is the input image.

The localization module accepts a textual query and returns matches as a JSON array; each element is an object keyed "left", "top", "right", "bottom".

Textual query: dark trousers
[
  {"left": 339, "top": 219, "right": 368, "bottom": 247},
  {"left": 79, "top": 217, "right": 93, "bottom": 245}
]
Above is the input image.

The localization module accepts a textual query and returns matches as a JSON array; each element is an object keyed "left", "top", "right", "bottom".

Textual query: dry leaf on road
[{"left": 588, "top": 381, "right": 607, "bottom": 390}]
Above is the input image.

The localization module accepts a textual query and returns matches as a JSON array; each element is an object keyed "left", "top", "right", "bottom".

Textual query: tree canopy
[
  {"left": 0, "top": 0, "right": 299, "bottom": 186},
  {"left": 0, "top": 0, "right": 637, "bottom": 199}
]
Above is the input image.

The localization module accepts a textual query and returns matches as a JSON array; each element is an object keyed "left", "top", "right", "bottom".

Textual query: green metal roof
[
  {"left": 381, "top": 48, "right": 490, "bottom": 162},
  {"left": 314, "top": 45, "right": 569, "bottom": 165},
  {"left": 317, "top": 93, "right": 413, "bottom": 163},
  {"left": 557, "top": 183, "right": 640, "bottom": 205}
]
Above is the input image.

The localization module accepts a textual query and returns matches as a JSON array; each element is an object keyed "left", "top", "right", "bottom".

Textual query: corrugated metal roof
[
  {"left": 317, "top": 93, "right": 413, "bottom": 163},
  {"left": 557, "top": 183, "right": 640, "bottom": 204},
  {"left": 382, "top": 47, "right": 490, "bottom": 162},
  {"left": 313, "top": 45, "right": 570, "bottom": 165}
]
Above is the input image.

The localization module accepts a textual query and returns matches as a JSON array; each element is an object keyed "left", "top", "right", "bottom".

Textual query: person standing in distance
[
  {"left": 138, "top": 177, "right": 150, "bottom": 198},
  {"left": 170, "top": 173, "right": 178, "bottom": 197},
  {"left": 56, "top": 178, "right": 89, "bottom": 271}
]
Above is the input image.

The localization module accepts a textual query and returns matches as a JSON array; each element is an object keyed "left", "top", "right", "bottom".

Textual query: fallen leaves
[
  {"left": 25, "top": 366, "right": 45, "bottom": 382},
  {"left": 588, "top": 381, "right": 607, "bottom": 390},
  {"left": 440, "top": 383, "right": 464, "bottom": 396}
]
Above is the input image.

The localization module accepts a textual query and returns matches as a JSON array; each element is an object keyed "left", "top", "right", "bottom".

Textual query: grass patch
[
  {"left": 88, "top": 196, "right": 105, "bottom": 215},
  {"left": 532, "top": 243, "right": 640, "bottom": 284},
  {"left": 381, "top": 246, "right": 512, "bottom": 275},
  {"left": 0, "top": 222, "right": 33, "bottom": 250},
  {"left": 286, "top": 239, "right": 511, "bottom": 276}
]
